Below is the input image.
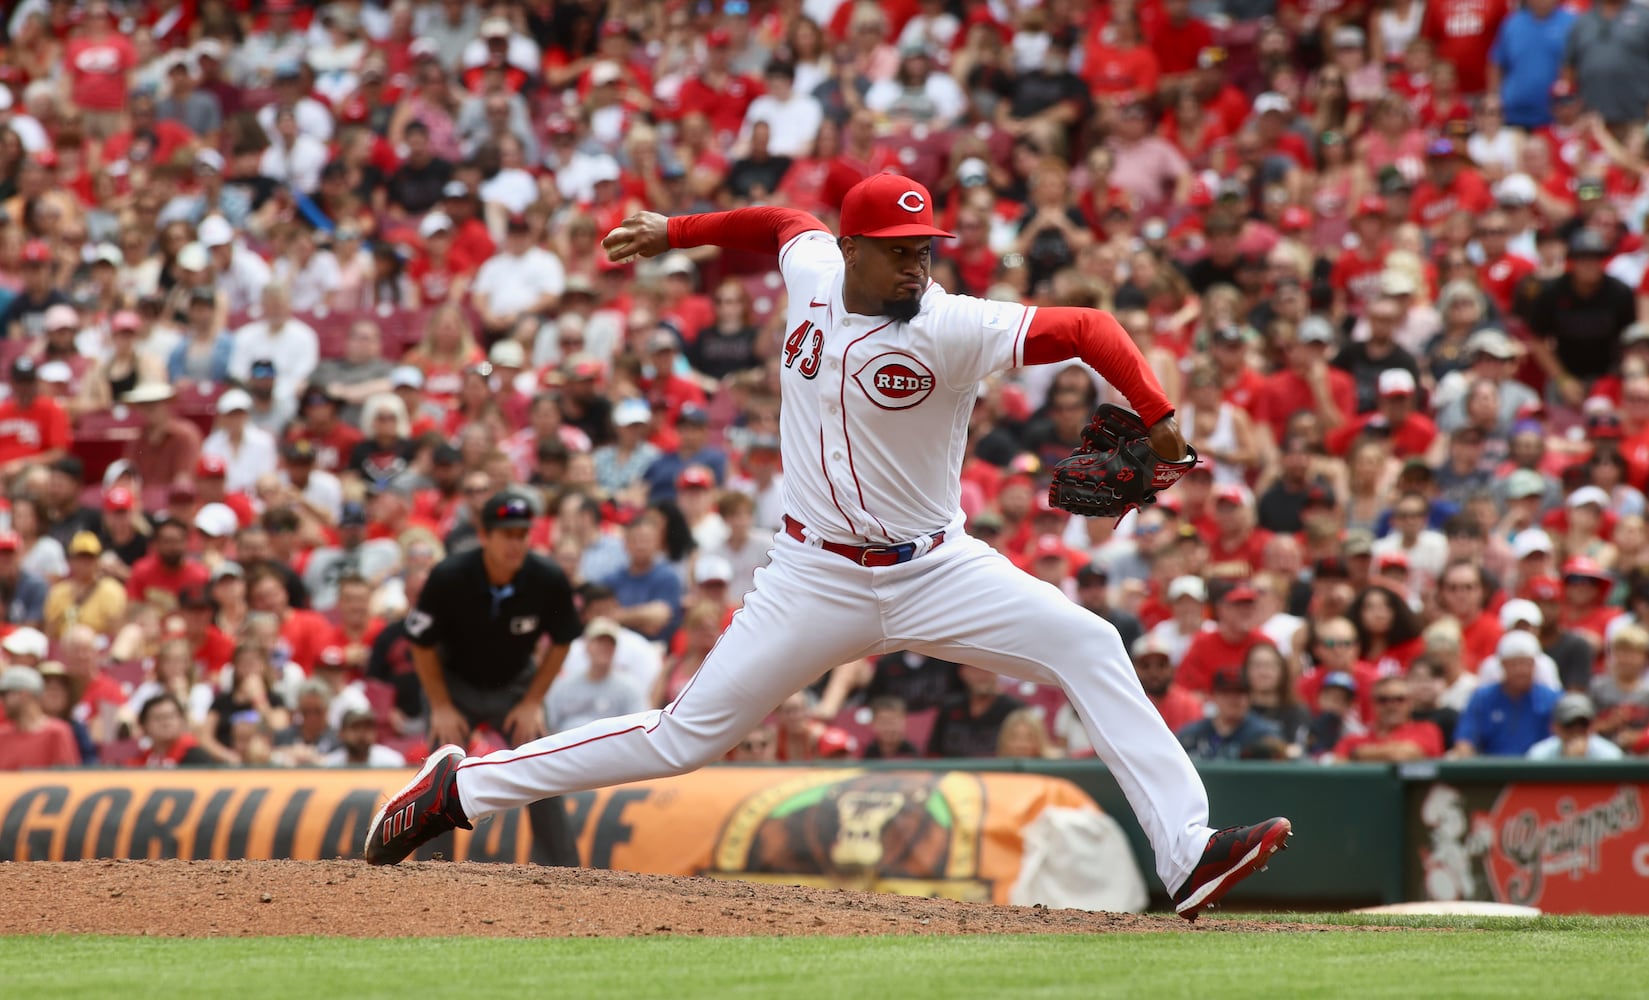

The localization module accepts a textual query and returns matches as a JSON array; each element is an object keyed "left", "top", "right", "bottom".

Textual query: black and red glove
[{"left": 1047, "top": 404, "right": 1199, "bottom": 520}]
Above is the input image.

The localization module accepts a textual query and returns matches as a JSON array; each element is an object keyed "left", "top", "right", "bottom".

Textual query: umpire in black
[{"left": 406, "top": 489, "right": 583, "bottom": 865}]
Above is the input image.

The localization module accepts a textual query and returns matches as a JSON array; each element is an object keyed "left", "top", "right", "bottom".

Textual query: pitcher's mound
[{"left": 0, "top": 860, "right": 1354, "bottom": 938}]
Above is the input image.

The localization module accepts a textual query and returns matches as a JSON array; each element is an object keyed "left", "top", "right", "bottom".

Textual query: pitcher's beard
[{"left": 882, "top": 297, "right": 921, "bottom": 323}]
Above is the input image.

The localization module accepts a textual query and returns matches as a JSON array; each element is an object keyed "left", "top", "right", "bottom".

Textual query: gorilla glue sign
[
  {"left": 1409, "top": 781, "right": 1649, "bottom": 914},
  {"left": 0, "top": 768, "right": 1108, "bottom": 905}
]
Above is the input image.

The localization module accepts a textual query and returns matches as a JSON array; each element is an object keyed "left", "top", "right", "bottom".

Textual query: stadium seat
[
  {"left": 70, "top": 410, "right": 143, "bottom": 486},
  {"left": 105, "top": 660, "right": 147, "bottom": 692},
  {"left": 740, "top": 272, "right": 784, "bottom": 321},
  {"left": 98, "top": 738, "right": 144, "bottom": 767},
  {"left": 828, "top": 705, "right": 876, "bottom": 752}
]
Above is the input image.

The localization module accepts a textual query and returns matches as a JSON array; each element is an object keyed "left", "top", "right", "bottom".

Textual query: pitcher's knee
[{"left": 652, "top": 721, "right": 730, "bottom": 772}]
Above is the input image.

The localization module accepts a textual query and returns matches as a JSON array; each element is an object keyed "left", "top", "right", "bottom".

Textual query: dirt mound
[{"left": 0, "top": 860, "right": 1358, "bottom": 937}]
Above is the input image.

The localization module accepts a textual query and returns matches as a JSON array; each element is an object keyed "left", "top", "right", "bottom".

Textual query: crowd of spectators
[{"left": 2, "top": 0, "right": 1649, "bottom": 774}]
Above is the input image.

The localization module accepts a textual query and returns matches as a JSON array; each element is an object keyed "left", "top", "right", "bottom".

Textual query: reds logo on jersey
[{"left": 853, "top": 352, "right": 936, "bottom": 411}]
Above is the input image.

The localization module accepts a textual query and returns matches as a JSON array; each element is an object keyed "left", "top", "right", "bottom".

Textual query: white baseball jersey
[{"left": 774, "top": 230, "right": 1036, "bottom": 543}]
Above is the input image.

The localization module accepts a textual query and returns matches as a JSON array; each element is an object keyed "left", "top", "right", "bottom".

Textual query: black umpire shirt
[{"left": 406, "top": 548, "right": 582, "bottom": 688}]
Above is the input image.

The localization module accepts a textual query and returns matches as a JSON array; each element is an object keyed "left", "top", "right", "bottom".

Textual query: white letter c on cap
[{"left": 896, "top": 190, "right": 925, "bottom": 213}]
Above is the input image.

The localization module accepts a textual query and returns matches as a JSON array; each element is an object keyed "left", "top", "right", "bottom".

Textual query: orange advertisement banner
[{"left": 0, "top": 767, "right": 1099, "bottom": 904}]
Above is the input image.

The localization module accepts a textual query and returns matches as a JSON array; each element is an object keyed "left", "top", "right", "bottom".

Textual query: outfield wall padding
[{"left": 2, "top": 761, "right": 1645, "bottom": 913}]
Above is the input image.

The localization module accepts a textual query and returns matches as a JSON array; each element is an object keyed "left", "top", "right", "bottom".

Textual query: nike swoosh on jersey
[{"left": 809, "top": 299, "right": 828, "bottom": 308}]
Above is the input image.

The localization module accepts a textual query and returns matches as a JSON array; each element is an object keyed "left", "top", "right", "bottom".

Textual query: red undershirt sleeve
[
  {"left": 666, "top": 208, "right": 831, "bottom": 258},
  {"left": 1021, "top": 307, "right": 1174, "bottom": 426}
]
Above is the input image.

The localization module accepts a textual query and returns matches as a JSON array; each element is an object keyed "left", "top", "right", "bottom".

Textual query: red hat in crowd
[
  {"left": 1562, "top": 557, "right": 1610, "bottom": 582},
  {"left": 1279, "top": 206, "right": 1312, "bottom": 232},
  {"left": 103, "top": 487, "right": 135, "bottom": 511},
  {"left": 0, "top": 531, "right": 18, "bottom": 552},
  {"left": 1355, "top": 195, "right": 1387, "bottom": 219},
  {"left": 838, "top": 174, "right": 955, "bottom": 240},
  {"left": 1031, "top": 534, "right": 1069, "bottom": 562},
  {"left": 1187, "top": 180, "right": 1214, "bottom": 208},
  {"left": 677, "top": 467, "right": 715, "bottom": 490},
  {"left": 197, "top": 454, "right": 228, "bottom": 478},
  {"left": 816, "top": 727, "right": 859, "bottom": 757},
  {"left": 705, "top": 28, "right": 732, "bottom": 48},
  {"left": 1375, "top": 551, "right": 1409, "bottom": 572},
  {"left": 22, "top": 240, "right": 51, "bottom": 264},
  {"left": 1523, "top": 576, "right": 1562, "bottom": 601}
]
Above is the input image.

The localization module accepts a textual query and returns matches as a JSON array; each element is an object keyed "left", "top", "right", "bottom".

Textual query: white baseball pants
[{"left": 453, "top": 531, "right": 1215, "bottom": 892}]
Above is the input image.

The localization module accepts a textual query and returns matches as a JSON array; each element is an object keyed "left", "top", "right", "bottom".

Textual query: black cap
[
  {"left": 52, "top": 455, "right": 84, "bottom": 480},
  {"left": 11, "top": 356, "right": 37, "bottom": 381},
  {"left": 1211, "top": 670, "right": 1250, "bottom": 693},
  {"left": 677, "top": 404, "right": 710, "bottom": 426},
  {"left": 1075, "top": 562, "right": 1109, "bottom": 585},
  {"left": 1313, "top": 556, "right": 1350, "bottom": 579},
  {"left": 339, "top": 501, "right": 368, "bottom": 528},
  {"left": 178, "top": 584, "right": 212, "bottom": 609},
  {"left": 284, "top": 439, "right": 317, "bottom": 463},
  {"left": 432, "top": 443, "right": 462, "bottom": 465},
  {"left": 480, "top": 490, "right": 535, "bottom": 530},
  {"left": 1570, "top": 228, "right": 1611, "bottom": 258},
  {"left": 1303, "top": 483, "right": 1336, "bottom": 508},
  {"left": 189, "top": 286, "right": 217, "bottom": 305},
  {"left": 250, "top": 358, "right": 277, "bottom": 379}
]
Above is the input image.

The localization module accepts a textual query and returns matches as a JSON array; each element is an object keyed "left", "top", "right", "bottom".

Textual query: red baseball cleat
[
  {"left": 1172, "top": 816, "right": 1293, "bottom": 921},
  {"left": 363, "top": 744, "right": 472, "bottom": 866}
]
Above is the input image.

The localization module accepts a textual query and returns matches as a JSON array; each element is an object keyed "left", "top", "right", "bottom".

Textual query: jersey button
[
  {"left": 827, "top": 404, "right": 839, "bottom": 414},
  {"left": 832, "top": 451, "right": 843, "bottom": 460}
]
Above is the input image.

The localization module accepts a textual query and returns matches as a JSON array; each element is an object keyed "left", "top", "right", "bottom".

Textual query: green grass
[{"left": 4, "top": 917, "right": 1642, "bottom": 1000}]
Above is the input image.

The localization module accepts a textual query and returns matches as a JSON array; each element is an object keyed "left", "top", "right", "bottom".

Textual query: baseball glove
[{"left": 1047, "top": 404, "right": 1200, "bottom": 520}]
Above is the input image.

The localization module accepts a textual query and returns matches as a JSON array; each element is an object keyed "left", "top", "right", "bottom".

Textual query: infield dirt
[{"left": 0, "top": 860, "right": 1391, "bottom": 938}]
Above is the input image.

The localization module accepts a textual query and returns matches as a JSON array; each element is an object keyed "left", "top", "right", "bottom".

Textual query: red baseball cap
[
  {"left": 1187, "top": 180, "right": 1214, "bottom": 207},
  {"left": 1355, "top": 195, "right": 1387, "bottom": 218},
  {"left": 103, "top": 486, "right": 135, "bottom": 511},
  {"left": 1031, "top": 534, "right": 1069, "bottom": 561},
  {"left": 1563, "top": 556, "right": 1610, "bottom": 581},
  {"left": 705, "top": 28, "right": 732, "bottom": 48},
  {"left": 0, "top": 531, "right": 18, "bottom": 552},
  {"left": 677, "top": 467, "right": 715, "bottom": 490},
  {"left": 1376, "top": 551, "right": 1409, "bottom": 571},
  {"left": 816, "top": 727, "right": 859, "bottom": 757},
  {"left": 21, "top": 240, "right": 51, "bottom": 264},
  {"left": 838, "top": 174, "right": 955, "bottom": 240},
  {"left": 197, "top": 454, "right": 228, "bottom": 478},
  {"left": 1279, "top": 206, "right": 1312, "bottom": 232},
  {"left": 1033, "top": 492, "right": 1069, "bottom": 517},
  {"left": 1524, "top": 575, "right": 1562, "bottom": 601}
]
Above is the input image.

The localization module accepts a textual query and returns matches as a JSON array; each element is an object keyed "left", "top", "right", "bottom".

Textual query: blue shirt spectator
[
  {"left": 1492, "top": 0, "right": 1577, "bottom": 128},
  {"left": 1455, "top": 633, "right": 1562, "bottom": 756},
  {"left": 603, "top": 517, "right": 683, "bottom": 644}
]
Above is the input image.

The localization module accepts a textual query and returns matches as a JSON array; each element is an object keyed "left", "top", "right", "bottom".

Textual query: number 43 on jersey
[{"left": 783, "top": 321, "right": 823, "bottom": 379}]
